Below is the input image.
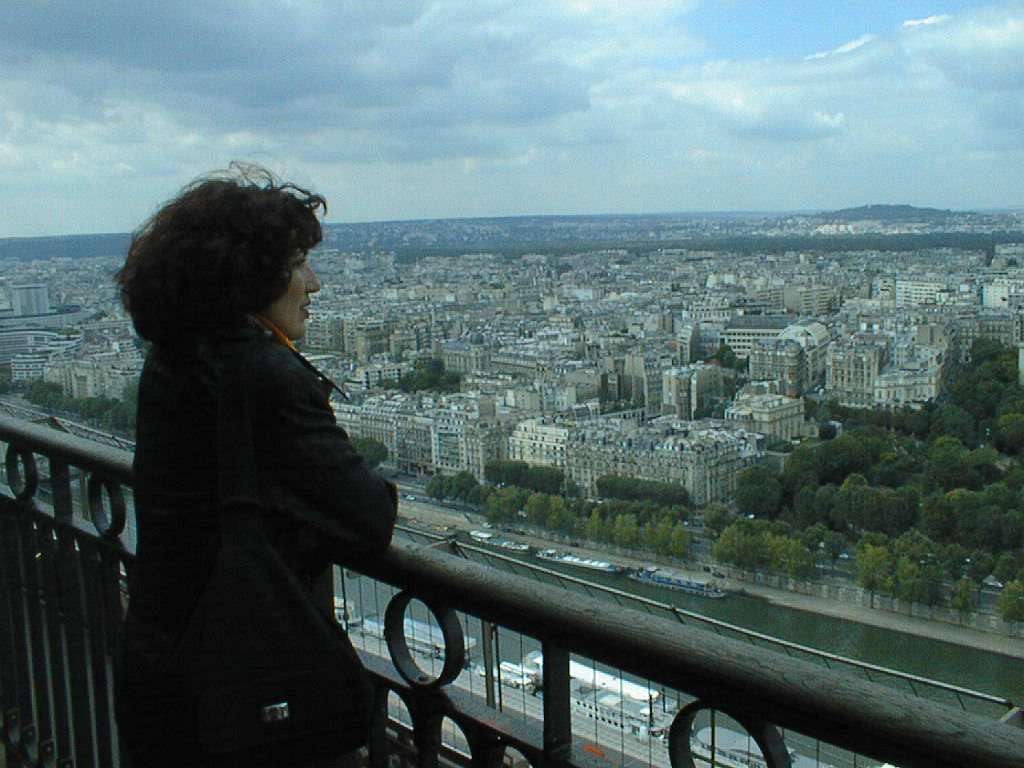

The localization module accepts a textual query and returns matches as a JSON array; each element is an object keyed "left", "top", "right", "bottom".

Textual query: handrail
[
  {"left": 347, "top": 540, "right": 1023, "bottom": 768},
  {"left": 0, "top": 413, "right": 133, "bottom": 484},
  {"left": 3, "top": 412, "right": 1024, "bottom": 768},
  {"left": 401, "top": 527, "right": 1016, "bottom": 710}
]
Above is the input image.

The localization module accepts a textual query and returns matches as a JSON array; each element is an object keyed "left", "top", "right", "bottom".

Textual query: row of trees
[
  {"left": 595, "top": 475, "right": 689, "bottom": 507},
  {"left": 426, "top": 470, "right": 482, "bottom": 505},
  {"left": 22, "top": 381, "right": 136, "bottom": 435},
  {"left": 421, "top": 463, "right": 693, "bottom": 558},
  {"left": 479, "top": 485, "right": 691, "bottom": 557},
  {"left": 709, "top": 517, "right": 1024, "bottom": 622},
  {"left": 484, "top": 460, "right": 569, "bottom": 496}
]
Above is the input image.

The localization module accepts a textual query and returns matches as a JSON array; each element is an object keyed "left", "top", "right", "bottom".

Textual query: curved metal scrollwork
[
  {"left": 668, "top": 701, "right": 792, "bottom": 768},
  {"left": 383, "top": 591, "right": 465, "bottom": 689},
  {"left": 87, "top": 474, "right": 126, "bottom": 539},
  {"left": 4, "top": 445, "right": 38, "bottom": 501}
]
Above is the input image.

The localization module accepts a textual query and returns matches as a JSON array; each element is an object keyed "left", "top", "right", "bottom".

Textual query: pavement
[{"left": 397, "top": 500, "right": 1024, "bottom": 661}]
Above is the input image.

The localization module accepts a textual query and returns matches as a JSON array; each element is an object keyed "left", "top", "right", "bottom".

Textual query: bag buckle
[{"left": 260, "top": 702, "right": 290, "bottom": 723}]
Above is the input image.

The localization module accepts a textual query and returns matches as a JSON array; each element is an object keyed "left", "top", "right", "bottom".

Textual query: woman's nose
[{"left": 306, "top": 266, "right": 321, "bottom": 293}]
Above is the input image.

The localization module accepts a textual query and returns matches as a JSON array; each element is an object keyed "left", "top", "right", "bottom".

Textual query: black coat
[{"left": 118, "top": 323, "right": 397, "bottom": 765}]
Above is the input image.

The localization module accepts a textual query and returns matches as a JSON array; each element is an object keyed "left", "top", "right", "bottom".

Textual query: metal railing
[{"left": 1, "top": 413, "right": 1023, "bottom": 768}]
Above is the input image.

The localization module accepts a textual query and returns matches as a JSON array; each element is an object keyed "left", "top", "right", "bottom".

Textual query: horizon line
[{"left": 3, "top": 204, "right": 1023, "bottom": 241}]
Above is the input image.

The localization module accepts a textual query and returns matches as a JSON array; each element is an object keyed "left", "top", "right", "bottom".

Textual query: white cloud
[
  {"left": 806, "top": 34, "right": 877, "bottom": 60},
  {"left": 903, "top": 15, "right": 952, "bottom": 28},
  {"left": 902, "top": 6, "right": 1024, "bottom": 90},
  {"left": 0, "top": 1, "right": 1022, "bottom": 235}
]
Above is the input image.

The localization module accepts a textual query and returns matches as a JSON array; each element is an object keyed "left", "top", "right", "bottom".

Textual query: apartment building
[
  {"left": 747, "top": 340, "right": 804, "bottom": 397},
  {"left": 565, "top": 419, "right": 757, "bottom": 506},
  {"left": 507, "top": 418, "right": 570, "bottom": 468},
  {"left": 722, "top": 315, "right": 792, "bottom": 358},
  {"left": 826, "top": 335, "right": 890, "bottom": 408},
  {"left": 725, "top": 391, "right": 805, "bottom": 441}
]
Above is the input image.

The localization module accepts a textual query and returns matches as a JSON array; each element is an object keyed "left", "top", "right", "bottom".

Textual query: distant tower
[
  {"left": 1019, "top": 345, "right": 1024, "bottom": 388},
  {"left": 11, "top": 284, "right": 50, "bottom": 316}
]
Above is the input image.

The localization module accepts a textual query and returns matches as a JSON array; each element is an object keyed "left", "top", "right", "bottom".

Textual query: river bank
[{"left": 397, "top": 501, "right": 1024, "bottom": 662}]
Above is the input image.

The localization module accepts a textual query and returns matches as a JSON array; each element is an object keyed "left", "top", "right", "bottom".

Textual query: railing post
[
  {"left": 480, "top": 621, "right": 497, "bottom": 709},
  {"left": 49, "top": 460, "right": 73, "bottom": 523},
  {"left": 541, "top": 643, "right": 572, "bottom": 761}
]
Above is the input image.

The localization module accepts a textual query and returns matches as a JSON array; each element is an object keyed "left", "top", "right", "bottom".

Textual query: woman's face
[{"left": 260, "top": 253, "right": 321, "bottom": 340}]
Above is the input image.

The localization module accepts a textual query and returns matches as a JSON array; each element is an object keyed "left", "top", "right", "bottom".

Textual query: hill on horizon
[{"left": 812, "top": 204, "right": 962, "bottom": 222}]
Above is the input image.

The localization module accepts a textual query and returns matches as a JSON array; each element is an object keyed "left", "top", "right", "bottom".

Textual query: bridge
[{"left": 1, "top": 412, "right": 1022, "bottom": 768}]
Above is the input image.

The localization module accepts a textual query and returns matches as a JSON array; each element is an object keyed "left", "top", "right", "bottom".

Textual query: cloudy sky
[{"left": 2, "top": 1, "right": 1022, "bottom": 236}]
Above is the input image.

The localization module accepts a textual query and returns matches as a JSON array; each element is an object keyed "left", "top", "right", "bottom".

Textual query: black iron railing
[{"left": 2, "top": 413, "right": 1023, "bottom": 768}]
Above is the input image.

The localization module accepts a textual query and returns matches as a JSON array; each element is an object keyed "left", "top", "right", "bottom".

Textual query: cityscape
[
  {"left": 3, "top": 205, "right": 1024, "bottom": 630},
  {"left": 2, "top": 2, "right": 1024, "bottom": 765},
  {"left": 4, "top": 204, "right": 1024, "bottom": 766}
]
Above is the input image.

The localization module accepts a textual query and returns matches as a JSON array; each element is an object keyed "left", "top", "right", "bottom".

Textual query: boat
[
  {"left": 496, "top": 538, "right": 530, "bottom": 552},
  {"left": 535, "top": 548, "right": 622, "bottom": 573},
  {"left": 628, "top": 566, "right": 727, "bottom": 598},
  {"left": 522, "top": 652, "right": 660, "bottom": 704},
  {"left": 689, "top": 725, "right": 836, "bottom": 768},
  {"left": 474, "top": 661, "right": 540, "bottom": 691},
  {"left": 522, "top": 651, "right": 672, "bottom": 740},
  {"left": 357, "top": 615, "right": 477, "bottom": 660},
  {"left": 470, "top": 530, "right": 531, "bottom": 552}
]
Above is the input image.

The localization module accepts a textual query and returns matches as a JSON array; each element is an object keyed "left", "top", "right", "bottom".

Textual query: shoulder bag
[{"left": 176, "top": 362, "right": 375, "bottom": 766}]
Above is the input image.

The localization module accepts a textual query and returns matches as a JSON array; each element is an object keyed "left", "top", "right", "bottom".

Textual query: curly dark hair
[{"left": 115, "top": 162, "right": 326, "bottom": 344}]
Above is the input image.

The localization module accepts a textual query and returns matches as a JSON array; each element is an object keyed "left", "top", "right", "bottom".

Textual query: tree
[
  {"left": 426, "top": 474, "right": 448, "bottom": 500},
  {"left": 950, "top": 577, "right": 978, "bottom": 620},
  {"left": 734, "top": 466, "right": 782, "bottom": 518},
  {"left": 919, "top": 493, "right": 958, "bottom": 543},
  {"left": 545, "top": 496, "right": 573, "bottom": 533},
  {"left": 524, "top": 493, "right": 551, "bottom": 526},
  {"left": 928, "top": 404, "right": 977, "bottom": 447},
  {"left": 856, "top": 543, "right": 893, "bottom": 608},
  {"left": 871, "top": 451, "right": 921, "bottom": 489},
  {"left": 352, "top": 437, "right": 388, "bottom": 469},
  {"left": 398, "top": 358, "right": 461, "bottom": 393},
  {"left": 485, "top": 461, "right": 563, "bottom": 495},
  {"left": 970, "top": 338, "right": 1008, "bottom": 367},
  {"left": 447, "top": 470, "right": 480, "bottom": 501},
  {"left": 483, "top": 487, "right": 527, "bottom": 524},
  {"left": 611, "top": 514, "right": 640, "bottom": 548},
  {"left": 996, "top": 412, "right": 1024, "bottom": 454},
  {"left": 702, "top": 503, "right": 735, "bottom": 540},
  {"left": 669, "top": 523, "right": 690, "bottom": 558},
  {"left": 595, "top": 475, "right": 689, "bottom": 508},
  {"left": 25, "top": 381, "right": 66, "bottom": 410},
  {"left": 790, "top": 484, "right": 819, "bottom": 529},
  {"left": 585, "top": 509, "right": 609, "bottom": 543},
  {"left": 817, "top": 433, "right": 877, "bottom": 485},
  {"left": 779, "top": 446, "right": 819, "bottom": 502},
  {"left": 770, "top": 536, "right": 816, "bottom": 580},
  {"left": 925, "top": 437, "right": 974, "bottom": 492},
  {"left": 644, "top": 516, "right": 675, "bottom": 555},
  {"left": 894, "top": 557, "right": 943, "bottom": 607},
  {"left": 821, "top": 531, "right": 846, "bottom": 569},
  {"left": 996, "top": 580, "right": 1024, "bottom": 627}
]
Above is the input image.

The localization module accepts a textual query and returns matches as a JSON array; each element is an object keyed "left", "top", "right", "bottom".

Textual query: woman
[{"left": 114, "top": 163, "right": 397, "bottom": 766}]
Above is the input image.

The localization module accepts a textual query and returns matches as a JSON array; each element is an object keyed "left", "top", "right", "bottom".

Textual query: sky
[{"left": 1, "top": 0, "right": 1022, "bottom": 237}]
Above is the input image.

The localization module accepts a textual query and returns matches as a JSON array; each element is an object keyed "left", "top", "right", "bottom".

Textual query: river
[
  {"left": 494, "top": 548, "right": 1023, "bottom": 707},
  {"left": 345, "top": 518, "right": 1023, "bottom": 715}
]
